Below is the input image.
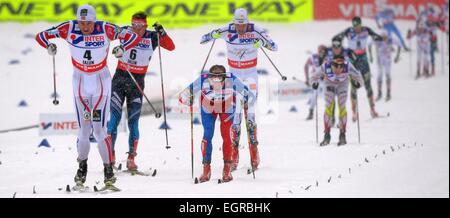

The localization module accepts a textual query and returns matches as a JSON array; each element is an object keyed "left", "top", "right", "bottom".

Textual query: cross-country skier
[
  {"left": 368, "top": 30, "right": 402, "bottom": 101},
  {"left": 107, "top": 12, "right": 175, "bottom": 172},
  {"left": 333, "top": 16, "right": 383, "bottom": 122},
  {"left": 311, "top": 55, "right": 363, "bottom": 146},
  {"left": 407, "top": 19, "right": 433, "bottom": 79},
  {"left": 321, "top": 39, "right": 358, "bottom": 127},
  {"left": 35, "top": 4, "right": 141, "bottom": 190},
  {"left": 375, "top": 6, "right": 410, "bottom": 51},
  {"left": 304, "top": 45, "right": 327, "bottom": 120},
  {"left": 200, "top": 8, "right": 278, "bottom": 172},
  {"left": 178, "top": 65, "right": 255, "bottom": 183}
]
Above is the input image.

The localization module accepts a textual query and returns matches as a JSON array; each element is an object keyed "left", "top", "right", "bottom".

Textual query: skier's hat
[
  {"left": 208, "top": 65, "right": 226, "bottom": 76},
  {"left": 352, "top": 16, "right": 362, "bottom": 27},
  {"left": 234, "top": 8, "right": 249, "bottom": 24},
  {"left": 77, "top": 4, "right": 96, "bottom": 22},
  {"left": 332, "top": 55, "right": 345, "bottom": 64},
  {"left": 332, "top": 39, "right": 342, "bottom": 48}
]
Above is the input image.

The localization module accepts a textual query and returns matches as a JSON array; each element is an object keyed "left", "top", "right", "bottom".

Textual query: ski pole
[
  {"left": 156, "top": 32, "right": 171, "bottom": 149},
  {"left": 123, "top": 64, "right": 162, "bottom": 118},
  {"left": 190, "top": 87, "right": 194, "bottom": 179},
  {"left": 408, "top": 33, "right": 413, "bottom": 79},
  {"left": 356, "top": 91, "right": 361, "bottom": 144},
  {"left": 260, "top": 47, "right": 287, "bottom": 81},
  {"left": 52, "top": 56, "right": 59, "bottom": 105},
  {"left": 315, "top": 89, "right": 319, "bottom": 144},
  {"left": 442, "top": 31, "right": 446, "bottom": 75}
]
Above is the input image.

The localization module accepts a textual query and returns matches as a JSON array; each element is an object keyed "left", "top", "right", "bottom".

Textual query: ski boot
[
  {"left": 74, "top": 159, "right": 88, "bottom": 185},
  {"left": 376, "top": 89, "right": 382, "bottom": 101},
  {"left": 320, "top": 132, "right": 331, "bottom": 146},
  {"left": 415, "top": 70, "right": 421, "bottom": 80},
  {"left": 103, "top": 164, "right": 117, "bottom": 185},
  {"left": 231, "top": 146, "right": 239, "bottom": 172},
  {"left": 386, "top": 90, "right": 391, "bottom": 102},
  {"left": 306, "top": 108, "right": 314, "bottom": 120},
  {"left": 337, "top": 132, "right": 347, "bottom": 146},
  {"left": 126, "top": 152, "right": 138, "bottom": 171},
  {"left": 370, "top": 107, "right": 379, "bottom": 118},
  {"left": 222, "top": 161, "right": 234, "bottom": 183},
  {"left": 199, "top": 163, "right": 211, "bottom": 183}
]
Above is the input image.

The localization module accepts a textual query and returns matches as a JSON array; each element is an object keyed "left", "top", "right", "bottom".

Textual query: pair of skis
[
  {"left": 65, "top": 183, "right": 120, "bottom": 194},
  {"left": 113, "top": 163, "right": 158, "bottom": 177}
]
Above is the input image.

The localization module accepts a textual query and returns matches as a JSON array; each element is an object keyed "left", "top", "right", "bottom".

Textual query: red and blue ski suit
[{"left": 180, "top": 73, "right": 255, "bottom": 164}]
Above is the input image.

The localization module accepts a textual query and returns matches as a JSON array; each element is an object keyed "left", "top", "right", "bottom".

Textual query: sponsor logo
[
  {"left": 0, "top": 0, "right": 313, "bottom": 28},
  {"left": 92, "top": 110, "right": 102, "bottom": 122},
  {"left": 40, "top": 122, "right": 78, "bottom": 130},
  {"left": 41, "top": 122, "right": 52, "bottom": 130}
]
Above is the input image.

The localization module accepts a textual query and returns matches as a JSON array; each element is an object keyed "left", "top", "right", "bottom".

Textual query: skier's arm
[
  {"left": 348, "top": 62, "right": 364, "bottom": 85},
  {"left": 375, "top": 12, "right": 383, "bottom": 28},
  {"left": 200, "top": 26, "right": 228, "bottom": 44},
  {"left": 368, "top": 42, "right": 374, "bottom": 63},
  {"left": 332, "top": 28, "right": 349, "bottom": 43},
  {"left": 35, "top": 21, "right": 70, "bottom": 49},
  {"left": 304, "top": 57, "right": 313, "bottom": 86},
  {"left": 105, "top": 23, "right": 141, "bottom": 51},
  {"left": 179, "top": 76, "right": 203, "bottom": 105},
  {"left": 368, "top": 27, "right": 383, "bottom": 41},
  {"left": 254, "top": 26, "right": 278, "bottom": 51},
  {"left": 311, "top": 64, "right": 325, "bottom": 85},
  {"left": 152, "top": 23, "right": 175, "bottom": 51}
]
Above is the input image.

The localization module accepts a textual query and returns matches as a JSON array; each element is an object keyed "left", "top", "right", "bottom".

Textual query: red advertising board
[{"left": 314, "top": 0, "right": 447, "bottom": 20}]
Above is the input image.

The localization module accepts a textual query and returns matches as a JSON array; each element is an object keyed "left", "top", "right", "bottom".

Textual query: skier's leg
[
  {"left": 376, "top": 59, "right": 384, "bottom": 101},
  {"left": 231, "top": 103, "right": 243, "bottom": 171},
  {"left": 337, "top": 83, "right": 349, "bottom": 146},
  {"left": 199, "top": 111, "right": 216, "bottom": 182},
  {"left": 125, "top": 73, "right": 145, "bottom": 171},
  {"left": 320, "top": 84, "right": 335, "bottom": 146},
  {"left": 73, "top": 72, "right": 92, "bottom": 163},
  {"left": 306, "top": 89, "right": 317, "bottom": 120},
  {"left": 220, "top": 113, "right": 234, "bottom": 182},
  {"left": 107, "top": 70, "right": 126, "bottom": 165},
  {"left": 90, "top": 71, "right": 113, "bottom": 166},
  {"left": 385, "top": 61, "right": 392, "bottom": 101},
  {"left": 391, "top": 24, "right": 408, "bottom": 50},
  {"left": 417, "top": 45, "right": 422, "bottom": 78},
  {"left": 350, "top": 82, "right": 358, "bottom": 122}
]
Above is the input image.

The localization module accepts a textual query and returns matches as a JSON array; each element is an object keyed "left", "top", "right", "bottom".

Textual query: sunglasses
[
  {"left": 332, "top": 62, "right": 345, "bottom": 69},
  {"left": 132, "top": 23, "right": 146, "bottom": 28}
]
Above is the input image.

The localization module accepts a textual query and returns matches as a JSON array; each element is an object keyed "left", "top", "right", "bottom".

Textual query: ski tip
[
  {"left": 194, "top": 177, "right": 199, "bottom": 184},
  {"left": 152, "top": 169, "right": 157, "bottom": 177},
  {"left": 65, "top": 185, "right": 71, "bottom": 193}
]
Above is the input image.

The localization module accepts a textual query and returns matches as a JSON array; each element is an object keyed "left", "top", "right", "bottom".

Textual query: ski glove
[
  {"left": 153, "top": 22, "right": 167, "bottom": 37},
  {"left": 47, "top": 43, "right": 57, "bottom": 56},
  {"left": 253, "top": 39, "right": 263, "bottom": 49},
  {"left": 179, "top": 89, "right": 194, "bottom": 106},
  {"left": 351, "top": 79, "right": 361, "bottom": 89},
  {"left": 312, "top": 82, "right": 319, "bottom": 90},
  {"left": 211, "top": 30, "right": 221, "bottom": 39},
  {"left": 112, "top": 45, "right": 124, "bottom": 59}
]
